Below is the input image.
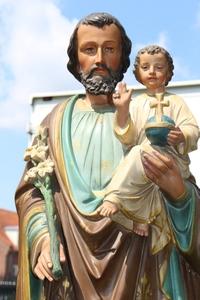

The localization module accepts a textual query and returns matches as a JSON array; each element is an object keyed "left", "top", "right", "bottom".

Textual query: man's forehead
[{"left": 77, "top": 23, "right": 121, "bottom": 43}]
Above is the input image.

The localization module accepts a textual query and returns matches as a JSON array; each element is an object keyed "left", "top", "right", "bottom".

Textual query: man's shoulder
[
  {"left": 51, "top": 94, "right": 80, "bottom": 114},
  {"left": 40, "top": 96, "right": 75, "bottom": 126}
]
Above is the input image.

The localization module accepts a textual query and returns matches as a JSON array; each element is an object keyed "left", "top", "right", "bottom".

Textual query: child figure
[{"left": 97, "top": 45, "right": 200, "bottom": 252}]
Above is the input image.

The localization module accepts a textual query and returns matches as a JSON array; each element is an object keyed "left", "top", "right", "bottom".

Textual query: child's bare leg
[
  {"left": 133, "top": 222, "right": 149, "bottom": 237},
  {"left": 97, "top": 201, "right": 119, "bottom": 217}
]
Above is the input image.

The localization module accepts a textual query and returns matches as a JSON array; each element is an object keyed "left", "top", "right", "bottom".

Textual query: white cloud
[
  {"left": 133, "top": 31, "right": 169, "bottom": 54},
  {"left": 0, "top": 0, "right": 80, "bottom": 130},
  {"left": 156, "top": 32, "right": 168, "bottom": 49}
]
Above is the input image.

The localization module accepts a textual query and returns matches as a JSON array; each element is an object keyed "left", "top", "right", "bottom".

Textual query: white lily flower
[
  {"left": 35, "top": 126, "right": 48, "bottom": 142},
  {"left": 24, "top": 166, "right": 38, "bottom": 182},
  {"left": 37, "top": 159, "right": 54, "bottom": 178},
  {"left": 24, "top": 125, "right": 54, "bottom": 184},
  {"left": 24, "top": 144, "right": 49, "bottom": 162}
]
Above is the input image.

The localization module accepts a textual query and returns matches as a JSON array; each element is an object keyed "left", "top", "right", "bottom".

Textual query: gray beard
[{"left": 79, "top": 67, "right": 122, "bottom": 95}]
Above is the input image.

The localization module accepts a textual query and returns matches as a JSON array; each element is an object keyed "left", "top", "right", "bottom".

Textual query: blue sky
[{"left": 1, "top": 0, "right": 200, "bottom": 211}]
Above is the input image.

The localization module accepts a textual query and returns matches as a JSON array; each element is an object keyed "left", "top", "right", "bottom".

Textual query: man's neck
[{"left": 84, "top": 92, "right": 113, "bottom": 106}]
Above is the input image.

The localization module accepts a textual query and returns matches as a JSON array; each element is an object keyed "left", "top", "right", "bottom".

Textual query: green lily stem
[{"left": 34, "top": 177, "right": 63, "bottom": 280}]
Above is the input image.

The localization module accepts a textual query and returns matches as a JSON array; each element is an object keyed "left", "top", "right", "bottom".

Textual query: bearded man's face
[{"left": 76, "top": 24, "right": 123, "bottom": 95}]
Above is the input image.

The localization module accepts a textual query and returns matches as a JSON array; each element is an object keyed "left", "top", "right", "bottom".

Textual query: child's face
[{"left": 136, "top": 52, "right": 169, "bottom": 93}]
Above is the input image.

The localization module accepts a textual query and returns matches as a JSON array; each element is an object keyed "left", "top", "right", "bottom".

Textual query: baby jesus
[{"left": 96, "top": 45, "right": 199, "bottom": 242}]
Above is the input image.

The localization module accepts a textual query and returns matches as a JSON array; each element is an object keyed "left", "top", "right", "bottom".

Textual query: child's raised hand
[
  {"left": 167, "top": 127, "right": 185, "bottom": 146},
  {"left": 112, "top": 82, "right": 133, "bottom": 110}
]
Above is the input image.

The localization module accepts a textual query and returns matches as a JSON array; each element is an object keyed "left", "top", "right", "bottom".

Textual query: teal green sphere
[{"left": 145, "top": 115, "right": 175, "bottom": 146}]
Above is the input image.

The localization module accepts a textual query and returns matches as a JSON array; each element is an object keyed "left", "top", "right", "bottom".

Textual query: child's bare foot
[
  {"left": 133, "top": 222, "right": 149, "bottom": 237},
  {"left": 96, "top": 201, "right": 119, "bottom": 217}
]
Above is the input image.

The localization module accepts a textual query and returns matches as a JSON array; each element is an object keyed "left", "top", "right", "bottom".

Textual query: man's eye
[
  {"left": 84, "top": 48, "right": 96, "bottom": 54},
  {"left": 104, "top": 47, "right": 114, "bottom": 53}
]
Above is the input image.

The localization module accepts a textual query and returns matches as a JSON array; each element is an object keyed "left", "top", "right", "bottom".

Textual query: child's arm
[
  {"left": 113, "top": 82, "right": 133, "bottom": 128},
  {"left": 112, "top": 82, "right": 136, "bottom": 146},
  {"left": 166, "top": 94, "right": 200, "bottom": 155}
]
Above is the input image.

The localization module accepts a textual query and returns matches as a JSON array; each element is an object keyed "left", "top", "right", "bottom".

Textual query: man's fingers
[
  {"left": 34, "top": 265, "right": 45, "bottom": 280},
  {"left": 141, "top": 150, "right": 175, "bottom": 185},
  {"left": 142, "top": 152, "right": 165, "bottom": 176},
  {"left": 39, "top": 264, "right": 53, "bottom": 281},
  {"left": 39, "top": 246, "right": 52, "bottom": 269},
  {"left": 34, "top": 238, "right": 65, "bottom": 281},
  {"left": 47, "top": 262, "right": 52, "bottom": 268},
  {"left": 142, "top": 156, "right": 160, "bottom": 182},
  {"left": 152, "top": 151, "right": 174, "bottom": 169},
  {"left": 34, "top": 262, "right": 53, "bottom": 281},
  {"left": 60, "top": 244, "right": 66, "bottom": 263},
  {"left": 38, "top": 254, "right": 52, "bottom": 272}
]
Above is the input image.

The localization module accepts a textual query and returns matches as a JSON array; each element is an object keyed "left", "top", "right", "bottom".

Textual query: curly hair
[
  {"left": 67, "top": 12, "right": 132, "bottom": 82},
  {"left": 133, "top": 45, "right": 174, "bottom": 86}
]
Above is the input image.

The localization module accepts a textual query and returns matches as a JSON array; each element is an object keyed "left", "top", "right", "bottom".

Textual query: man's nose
[{"left": 95, "top": 47, "right": 104, "bottom": 64}]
